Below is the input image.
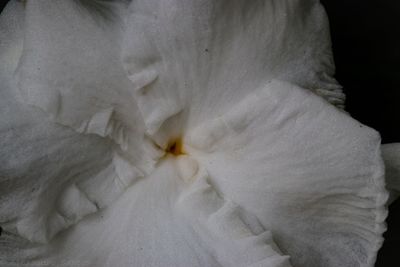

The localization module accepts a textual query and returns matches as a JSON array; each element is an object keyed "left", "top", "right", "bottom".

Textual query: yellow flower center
[{"left": 165, "top": 138, "right": 185, "bottom": 156}]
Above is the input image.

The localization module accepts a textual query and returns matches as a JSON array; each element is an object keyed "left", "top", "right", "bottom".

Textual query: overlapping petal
[
  {"left": 6, "top": 158, "right": 290, "bottom": 267},
  {"left": 0, "top": 0, "right": 390, "bottom": 267},
  {"left": 121, "top": 1, "right": 388, "bottom": 266},
  {"left": 186, "top": 80, "right": 387, "bottom": 267},
  {"left": 16, "top": 0, "right": 160, "bottom": 168},
  {"left": 122, "top": 0, "right": 344, "bottom": 146},
  {"left": 0, "top": 0, "right": 158, "bottom": 245}
]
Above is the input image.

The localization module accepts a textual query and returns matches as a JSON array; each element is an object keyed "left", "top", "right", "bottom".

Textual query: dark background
[{"left": 1, "top": 0, "right": 399, "bottom": 266}]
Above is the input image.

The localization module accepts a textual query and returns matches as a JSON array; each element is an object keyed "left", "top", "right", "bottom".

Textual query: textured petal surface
[
  {"left": 0, "top": 0, "right": 154, "bottom": 245},
  {"left": 6, "top": 158, "right": 291, "bottom": 267},
  {"left": 121, "top": 3, "right": 387, "bottom": 264},
  {"left": 0, "top": 0, "right": 389, "bottom": 266},
  {"left": 122, "top": 0, "right": 344, "bottom": 146},
  {"left": 16, "top": 0, "right": 159, "bottom": 170},
  {"left": 186, "top": 80, "right": 387, "bottom": 267}
]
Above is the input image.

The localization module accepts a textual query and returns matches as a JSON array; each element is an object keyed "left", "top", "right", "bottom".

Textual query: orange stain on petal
[{"left": 166, "top": 137, "right": 186, "bottom": 156}]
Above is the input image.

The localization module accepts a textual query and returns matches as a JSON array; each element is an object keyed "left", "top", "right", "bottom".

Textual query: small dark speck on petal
[
  {"left": 205, "top": 48, "right": 209, "bottom": 52},
  {"left": 0, "top": 226, "right": 2, "bottom": 236}
]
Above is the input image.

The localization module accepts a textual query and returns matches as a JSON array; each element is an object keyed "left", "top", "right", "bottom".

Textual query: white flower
[{"left": 0, "top": 0, "right": 393, "bottom": 266}]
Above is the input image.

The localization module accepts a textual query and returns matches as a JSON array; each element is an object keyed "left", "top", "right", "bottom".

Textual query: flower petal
[
  {"left": 186, "top": 80, "right": 388, "bottom": 267},
  {"left": 122, "top": 0, "right": 344, "bottom": 144},
  {"left": 5, "top": 158, "right": 291, "bottom": 267},
  {"left": 0, "top": 0, "right": 154, "bottom": 244},
  {"left": 14, "top": 0, "right": 160, "bottom": 166},
  {"left": 123, "top": 1, "right": 384, "bottom": 265}
]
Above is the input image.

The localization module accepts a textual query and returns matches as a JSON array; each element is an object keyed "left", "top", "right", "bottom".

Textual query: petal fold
[
  {"left": 0, "top": 0, "right": 156, "bottom": 244},
  {"left": 186, "top": 80, "right": 388, "bottom": 267},
  {"left": 122, "top": 0, "right": 344, "bottom": 143},
  {"left": 5, "top": 158, "right": 292, "bottom": 267},
  {"left": 177, "top": 167, "right": 292, "bottom": 267}
]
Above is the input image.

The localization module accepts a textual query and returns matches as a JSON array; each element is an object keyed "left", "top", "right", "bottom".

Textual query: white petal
[
  {"left": 14, "top": 0, "right": 160, "bottom": 168},
  {"left": 186, "top": 80, "right": 387, "bottom": 267},
  {"left": 122, "top": 0, "right": 344, "bottom": 144},
  {"left": 177, "top": 166, "right": 292, "bottom": 267},
  {"left": 0, "top": 0, "right": 151, "bottom": 244},
  {"left": 6, "top": 158, "right": 290, "bottom": 267},
  {"left": 1, "top": 1, "right": 387, "bottom": 266}
]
